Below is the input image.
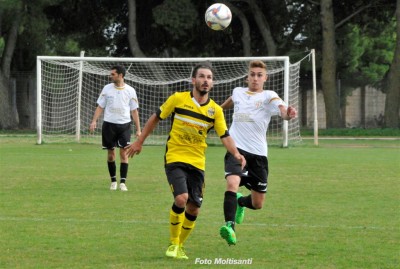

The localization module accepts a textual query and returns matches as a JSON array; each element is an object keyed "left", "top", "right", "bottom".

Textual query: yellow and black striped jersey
[{"left": 157, "top": 91, "right": 228, "bottom": 170}]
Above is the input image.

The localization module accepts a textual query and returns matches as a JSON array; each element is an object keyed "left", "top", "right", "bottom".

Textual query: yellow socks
[
  {"left": 169, "top": 208, "right": 184, "bottom": 245},
  {"left": 179, "top": 214, "right": 196, "bottom": 246},
  {"left": 169, "top": 203, "right": 197, "bottom": 246}
]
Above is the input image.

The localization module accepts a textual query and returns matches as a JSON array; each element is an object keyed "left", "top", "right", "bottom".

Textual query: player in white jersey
[
  {"left": 219, "top": 60, "right": 297, "bottom": 245},
  {"left": 89, "top": 65, "right": 141, "bottom": 191}
]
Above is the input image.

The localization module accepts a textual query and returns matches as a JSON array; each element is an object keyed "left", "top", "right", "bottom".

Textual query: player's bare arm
[
  {"left": 221, "top": 96, "right": 233, "bottom": 110},
  {"left": 126, "top": 113, "right": 159, "bottom": 157},
  {"left": 279, "top": 105, "right": 297, "bottom": 121},
  {"left": 221, "top": 136, "right": 246, "bottom": 169},
  {"left": 131, "top": 109, "right": 141, "bottom": 137},
  {"left": 89, "top": 106, "right": 104, "bottom": 132}
]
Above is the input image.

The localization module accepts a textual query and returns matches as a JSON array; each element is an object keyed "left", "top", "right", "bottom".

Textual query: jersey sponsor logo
[
  {"left": 178, "top": 132, "right": 204, "bottom": 144},
  {"left": 184, "top": 104, "right": 194, "bottom": 110},
  {"left": 106, "top": 95, "right": 114, "bottom": 102},
  {"left": 175, "top": 115, "right": 209, "bottom": 128},
  {"left": 109, "top": 107, "right": 125, "bottom": 115},
  {"left": 233, "top": 113, "right": 253, "bottom": 122}
]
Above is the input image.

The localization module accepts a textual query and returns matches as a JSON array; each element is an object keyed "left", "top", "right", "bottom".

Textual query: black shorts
[
  {"left": 102, "top": 121, "right": 131, "bottom": 149},
  {"left": 224, "top": 148, "right": 268, "bottom": 193},
  {"left": 165, "top": 162, "right": 205, "bottom": 208}
]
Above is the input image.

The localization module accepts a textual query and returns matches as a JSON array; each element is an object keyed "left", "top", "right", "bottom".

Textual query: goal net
[{"left": 36, "top": 56, "right": 302, "bottom": 146}]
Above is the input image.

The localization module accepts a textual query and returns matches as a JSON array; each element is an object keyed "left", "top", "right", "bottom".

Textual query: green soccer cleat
[
  {"left": 176, "top": 246, "right": 189, "bottom": 260},
  {"left": 235, "top": 192, "right": 245, "bottom": 224},
  {"left": 219, "top": 222, "right": 237, "bottom": 245},
  {"left": 165, "top": 244, "right": 179, "bottom": 258}
]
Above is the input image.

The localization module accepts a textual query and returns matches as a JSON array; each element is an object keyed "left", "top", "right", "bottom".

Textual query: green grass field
[{"left": 0, "top": 137, "right": 399, "bottom": 269}]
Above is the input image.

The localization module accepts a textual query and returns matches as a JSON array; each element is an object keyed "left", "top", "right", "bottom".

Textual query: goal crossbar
[{"left": 36, "top": 55, "right": 302, "bottom": 146}]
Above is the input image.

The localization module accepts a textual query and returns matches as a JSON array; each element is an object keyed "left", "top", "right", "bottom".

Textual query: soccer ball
[{"left": 205, "top": 3, "right": 232, "bottom": 31}]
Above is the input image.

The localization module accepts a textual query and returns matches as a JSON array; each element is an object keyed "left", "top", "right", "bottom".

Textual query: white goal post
[{"left": 36, "top": 55, "right": 304, "bottom": 146}]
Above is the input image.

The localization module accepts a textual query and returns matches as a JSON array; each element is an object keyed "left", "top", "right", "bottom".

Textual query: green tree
[
  {"left": 338, "top": 20, "right": 395, "bottom": 86},
  {"left": 128, "top": 0, "right": 145, "bottom": 57},
  {"left": 44, "top": 0, "right": 122, "bottom": 56},
  {"left": 335, "top": 1, "right": 397, "bottom": 128},
  {"left": 0, "top": 0, "right": 24, "bottom": 128},
  {"left": 335, "top": 19, "right": 396, "bottom": 127},
  {"left": 0, "top": 0, "right": 71, "bottom": 128},
  {"left": 320, "top": 0, "right": 341, "bottom": 128},
  {"left": 384, "top": 0, "right": 400, "bottom": 128},
  {"left": 307, "top": 0, "right": 396, "bottom": 128},
  {"left": 1, "top": 0, "right": 397, "bottom": 130},
  {"left": 152, "top": 0, "right": 198, "bottom": 56}
]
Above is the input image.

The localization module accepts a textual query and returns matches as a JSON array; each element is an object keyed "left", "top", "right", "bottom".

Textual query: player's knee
[
  {"left": 174, "top": 193, "right": 188, "bottom": 208},
  {"left": 107, "top": 151, "right": 115, "bottom": 162},
  {"left": 120, "top": 156, "right": 128, "bottom": 163}
]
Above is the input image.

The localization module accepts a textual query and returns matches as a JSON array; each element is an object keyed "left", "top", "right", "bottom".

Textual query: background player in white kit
[
  {"left": 90, "top": 65, "right": 141, "bottom": 191},
  {"left": 219, "top": 60, "right": 297, "bottom": 245}
]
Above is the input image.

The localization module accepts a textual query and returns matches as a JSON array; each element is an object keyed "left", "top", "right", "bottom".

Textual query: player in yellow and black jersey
[
  {"left": 126, "top": 62, "right": 246, "bottom": 260},
  {"left": 158, "top": 90, "right": 227, "bottom": 170}
]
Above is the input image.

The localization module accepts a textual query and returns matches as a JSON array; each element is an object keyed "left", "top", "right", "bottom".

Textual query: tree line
[{"left": 0, "top": 0, "right": 398, "bottom": 129}]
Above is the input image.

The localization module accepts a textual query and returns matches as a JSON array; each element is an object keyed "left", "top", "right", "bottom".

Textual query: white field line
[
  {"left": 302, "top": 137, "right": 400, "bottom": 140},
  {"left": 0, "top": 216, "right": 395, "bottom": 231}
]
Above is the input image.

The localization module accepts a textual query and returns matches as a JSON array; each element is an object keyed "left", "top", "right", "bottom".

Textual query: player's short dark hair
[
  {"left": 111, "top": 65, "right": 126, "bottom": 77},
  {"left": 191, "top": 61, "right": 214, "bottom": 78}
]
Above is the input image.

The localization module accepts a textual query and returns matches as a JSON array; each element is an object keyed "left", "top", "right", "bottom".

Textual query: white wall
[{"left": 305, "top": 86, "right": 388, "bottom": 129}]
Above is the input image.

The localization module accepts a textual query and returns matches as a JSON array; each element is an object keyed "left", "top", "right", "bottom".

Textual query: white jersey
[
  {"left": 96, "top": 83, "right": 139, "bottom": 124},
  {"left": 229, "top": 87, "right": 286, "bottom": 157}
]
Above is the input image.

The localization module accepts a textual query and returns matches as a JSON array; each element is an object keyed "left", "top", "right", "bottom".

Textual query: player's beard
[
  {"left": 195, "top": 82, "right": 211, "bottom": 96},
  {"left": 112, "top": 77, "right": 122, "bottom": 87}
]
